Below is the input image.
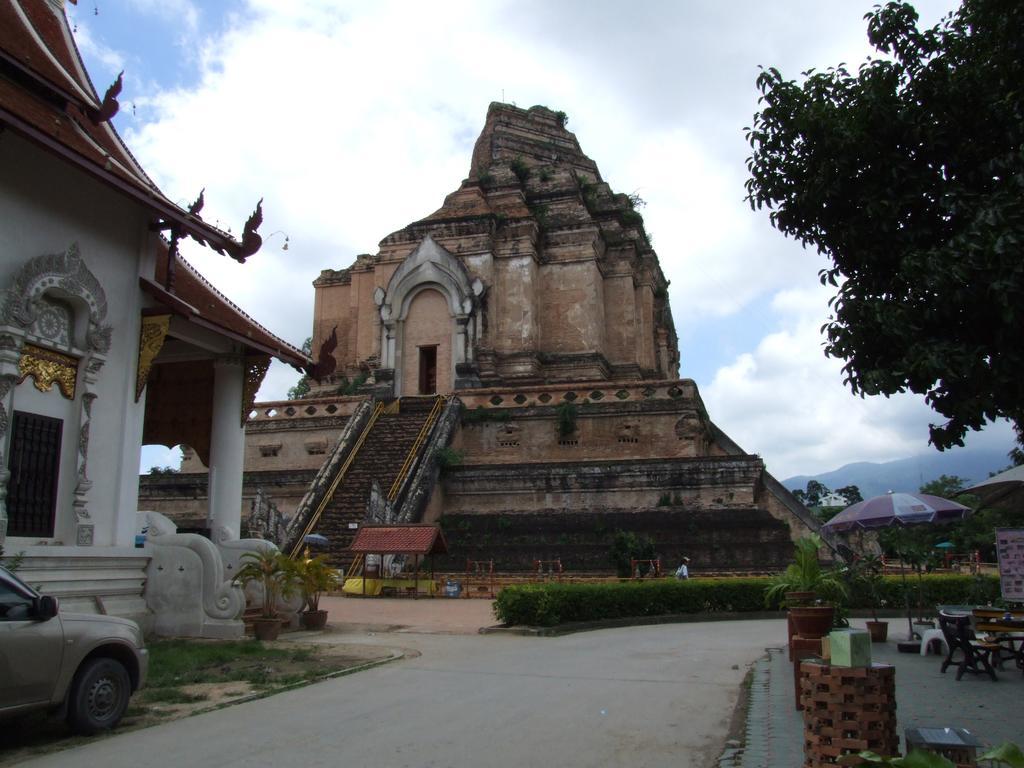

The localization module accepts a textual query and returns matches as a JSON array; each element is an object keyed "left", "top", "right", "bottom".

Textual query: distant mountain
[{"left": 782, "top": 448, "right": 1012, "bottom": 500}]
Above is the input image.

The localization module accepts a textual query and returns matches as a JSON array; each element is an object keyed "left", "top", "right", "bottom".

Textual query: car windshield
[{"left": 0, "top": 565, "right": 38, "bottom": 597}]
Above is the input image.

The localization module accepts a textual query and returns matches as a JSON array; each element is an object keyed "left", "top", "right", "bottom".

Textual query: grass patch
[{"left": 146, "top": 639, "right": 313, "bottom": 687}]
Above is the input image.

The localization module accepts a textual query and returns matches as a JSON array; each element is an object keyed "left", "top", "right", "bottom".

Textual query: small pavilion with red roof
[{"left": 346, "top": 524, "right": 448, "bottom": 597}]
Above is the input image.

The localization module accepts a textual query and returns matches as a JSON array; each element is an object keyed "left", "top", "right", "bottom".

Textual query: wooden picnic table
[{"left": 972, "top": 610, "right": 1024, "bottom": 674}]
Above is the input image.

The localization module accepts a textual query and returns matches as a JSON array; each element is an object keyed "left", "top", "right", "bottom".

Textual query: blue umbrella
[
  {"left": 304, "top": 533, "right": 329, "bottom": 547},
  {"left": 934, "top": 541, "right": 956, "bottom": 549}
]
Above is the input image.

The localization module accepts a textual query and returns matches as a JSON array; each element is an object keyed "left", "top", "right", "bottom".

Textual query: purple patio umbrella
[
  {"left": 820, "top": 492, "right": 972, "bottom": 534},
  {"left": 963, "top": 465, "right": 1024, "bottom": 510},
  {"left": 821, "top": 492, "right": 973, "bottom": 643}
]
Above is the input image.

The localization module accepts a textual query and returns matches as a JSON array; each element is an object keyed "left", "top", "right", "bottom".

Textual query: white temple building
[{"left": 0, "top": 0, "right": 307, "bottom": 635}]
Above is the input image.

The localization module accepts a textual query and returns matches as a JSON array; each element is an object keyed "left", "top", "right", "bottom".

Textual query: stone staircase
[{"left": 312, "top": 397, "right": 439, "bottom": 569}]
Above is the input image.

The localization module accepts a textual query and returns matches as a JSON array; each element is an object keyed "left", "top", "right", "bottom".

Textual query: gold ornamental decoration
[
  {"left": 19, "top": 343, "right": 79, "bottom": 399},
  {"left": 136, "top": 314, "right": 171, "bottom": 401},
  {"left": 242, "top": 355, "right": 271, "bottom": 425}
]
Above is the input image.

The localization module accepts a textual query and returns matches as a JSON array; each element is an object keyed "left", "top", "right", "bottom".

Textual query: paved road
[
  {"left": 317, "top": 594, "right": 498, "bottom": 634},
  {"left": 15, "top": 619, "right": 784, "bottom": 768}
]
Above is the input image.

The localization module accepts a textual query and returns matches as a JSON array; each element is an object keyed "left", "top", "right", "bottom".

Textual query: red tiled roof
[
  {"left": 1, "top": 1, "right": 95, "bottom": 107},
  {"left": 148, "top": 246, "right": 308, "bottom": 368},
  {"left": 349, "top": 525, "right": 449, "bottom": 556},
  {"left": 0, "top": 0, "right": 264, "bottom": 261}
]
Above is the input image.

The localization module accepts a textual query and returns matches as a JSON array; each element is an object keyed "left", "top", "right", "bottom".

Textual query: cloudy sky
[{"left": 67, "top": 0, "right": 1014, "bottom": 480}]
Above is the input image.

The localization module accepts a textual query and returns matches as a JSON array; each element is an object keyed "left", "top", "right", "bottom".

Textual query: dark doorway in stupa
[{"left": 418, "top": 346, "right": 438, "bottom": 395}]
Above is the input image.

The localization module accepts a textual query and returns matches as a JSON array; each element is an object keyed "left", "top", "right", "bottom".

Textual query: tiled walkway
[{"left": 726, "top": 621, "right": 1024, "bottom": 768}]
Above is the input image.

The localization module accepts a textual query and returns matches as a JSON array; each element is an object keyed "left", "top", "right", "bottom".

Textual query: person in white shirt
[{"left": 675, "top": 556, "right": 690, "bottom": 580}]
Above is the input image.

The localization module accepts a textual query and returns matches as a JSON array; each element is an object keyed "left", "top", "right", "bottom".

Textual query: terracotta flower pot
[
  {"left": 301, "top": 609, "right": 328, "bottom": 631},
  {"left": 785, "top": 592, "right": 821, "bottom": 659},
  {"left": 784, "top": 590, "right": 816, "bottom": 607},
  {"left": 866, "top": 620, "right": 889, "bottom": 643},
  {"left": 252, "top": 617, "right": 282, "bottom": 641},
  {"left": 788, "top": 605, "right": 835, "bottom": 639}
]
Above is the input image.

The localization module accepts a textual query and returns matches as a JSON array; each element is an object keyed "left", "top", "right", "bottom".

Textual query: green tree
[
  {"left": 287, "top": 337, "right": 313, "bottom": 400},
  {"left": 835, "top": 485, "right": 863, "bottom": 504},
  {"left": 745, "top": 0, "right": 1024, "bottom": 452},
  {"left": 918, "top": 474, "right": 966, "bottom": 498},
  {"left": 909, "top": 473, "right": 1024, "bottom": 561},
  {"left": 608, "top": 531, "right": 656, "bottom": 578},
  {"left": 1010, "top": 422, "right": 1024, "bottom": 466},
  {"left": 805, "top": 480, "right": 829, "bottom": 507}
]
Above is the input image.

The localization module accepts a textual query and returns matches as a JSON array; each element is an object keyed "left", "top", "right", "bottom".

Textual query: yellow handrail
[
  {"left": 346, "top": 553, "right": 364, "bottom": 579},
  {"left": 289, "top": 400, "right": 385, "bottom": 558},
  {"left": 387, "top": 395, "right": 446, "bottom": 501}
]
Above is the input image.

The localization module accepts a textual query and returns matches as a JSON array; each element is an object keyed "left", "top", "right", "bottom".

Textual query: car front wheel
[{"left": 66, "top": 657, "right": 131, "bottom": 735}]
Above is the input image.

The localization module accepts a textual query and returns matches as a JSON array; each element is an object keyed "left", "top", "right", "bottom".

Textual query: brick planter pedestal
[
  {"left": 799, "top": 661, "right": 898, "bottom": 767},
  {"left": 792, "top": 636, "right": 823, "bottom": 710}
]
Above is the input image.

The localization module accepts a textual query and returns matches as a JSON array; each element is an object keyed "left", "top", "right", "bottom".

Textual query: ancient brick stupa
[{"left": 144, "top": 103, "right": 818, "bottom": 573}]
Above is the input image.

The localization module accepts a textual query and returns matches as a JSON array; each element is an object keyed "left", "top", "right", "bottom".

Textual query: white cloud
[
  {"left": 704, "top": 282, "right": 1016, "bottom": 479},
  {"left": 139, "top": 444, "right": 183, "bottom": 475},
  {"left": 83, "top": 0, "right": 978, "bottom": 473}
]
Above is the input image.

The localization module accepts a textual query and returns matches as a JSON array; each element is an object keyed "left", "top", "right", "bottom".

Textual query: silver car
[{"left": 0, "top": 565, "right": 148, "bottom": 734}]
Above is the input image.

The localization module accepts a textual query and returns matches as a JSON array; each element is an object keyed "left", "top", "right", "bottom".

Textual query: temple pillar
[
  {"left": 0, "top": 329, "right": 24, "bottom": 544},
  {"left": 207, "top": 355, "right": 245, "bottom": 539}
]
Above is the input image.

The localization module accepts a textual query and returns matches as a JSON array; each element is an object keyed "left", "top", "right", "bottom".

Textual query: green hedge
[
  {"left": 493, "top": 574, "right": 1002, "bottom": 627},
  {"left": 861, "top": 573, "right": 1000, "bottom": 610}
]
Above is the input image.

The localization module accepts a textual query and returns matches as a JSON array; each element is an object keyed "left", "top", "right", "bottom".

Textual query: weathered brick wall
[
  {"left": 137, "top": 469, "right": 317, "bottom": 531},
  {"left": 441, "top": 456, "right": 764, "bottom": 514},
  {"left": 493, "top": 253, "right": 539, "bottom": 353},
  {"left": 433, "top": 507, "right": 793, "bottom": 573},
  {"left": 602, "top": 273, "right": 639, "bottom": 369},
  {"left": 539, "top": 260, "right": 606, "bottom": 354},
  {"left": 452, "top": 401, "right": 712, "bottom": 465},
  {"left": 308, "top": 103, "right": 678, "bottom": 389}
]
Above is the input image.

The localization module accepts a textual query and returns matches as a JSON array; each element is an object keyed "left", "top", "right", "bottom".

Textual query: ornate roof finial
[
  {"left": 187, "top": 188, "right": 205, "bottom": 217},
  {"left": 88, "top": 71, "right": 122, "bottom": 124},
  {"left": 225, "top": 199, "right": 263, "bottom": 262}
]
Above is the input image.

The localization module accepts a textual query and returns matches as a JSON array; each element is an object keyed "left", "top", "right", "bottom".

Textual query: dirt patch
[{"left": 0, "top": 641, "right": 397, "bottom": 765}]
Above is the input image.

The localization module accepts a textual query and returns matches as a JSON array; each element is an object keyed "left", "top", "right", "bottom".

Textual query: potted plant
[
  {"left": 855, "top": 554, "right": 889, "bottom": 642},
  {"left": 765, "top": 534, "right": 847, "bottom": 640},
  {"left": 293, "top": 555, "right": 339, "bottom": 630},
  {"left": 233, "top": 548, "right": 297, "bottom": 641}
]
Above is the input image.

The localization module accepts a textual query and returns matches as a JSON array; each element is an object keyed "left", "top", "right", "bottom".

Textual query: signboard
[{"left": 995, "top": 528, "right": 1024, "bottom": 602}]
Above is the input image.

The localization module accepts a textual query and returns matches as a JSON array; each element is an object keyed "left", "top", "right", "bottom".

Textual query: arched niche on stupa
[{"left": 375, "top": 236, "right": 484, "bottom": 396}]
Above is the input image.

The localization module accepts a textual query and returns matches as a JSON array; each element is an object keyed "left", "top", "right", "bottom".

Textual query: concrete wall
[{"left": 14, "top": 548, "right": 151, "bottom": 630}]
